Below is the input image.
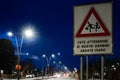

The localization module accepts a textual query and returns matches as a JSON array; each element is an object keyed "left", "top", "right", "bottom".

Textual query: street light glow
[
  {"left": 59, "top": 61, "right": 61, "bottom": 64},
  {"left": 53, "top": 61, "right": 56, "bottom": 64},
  {"left": 7, "top": 32, "right": 13, "bottom": 37},
  {"left": 42, "top": 54, "right": 46, "bottom": 58},
  {"left": 58, "top": 52, "right": 60, "bottom": 56},
  {"left": 24, "top": 29, "right": 34, "bottom": 38},
  {"left": 51, "top": 54, "right": 55, "bottom": 58}
]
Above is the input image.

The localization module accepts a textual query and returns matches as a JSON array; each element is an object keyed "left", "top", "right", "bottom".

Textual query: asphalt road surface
[
  {"left": 42, "top": 77, "right": 77, "bottom": 80},
  {"left": 2, "top": 77, "right": 77, "bottom": 80}
]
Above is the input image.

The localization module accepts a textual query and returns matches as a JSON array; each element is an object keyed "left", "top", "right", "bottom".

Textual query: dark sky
[{"left": 0, "top": 0, "right": 120, "bottom": 70}]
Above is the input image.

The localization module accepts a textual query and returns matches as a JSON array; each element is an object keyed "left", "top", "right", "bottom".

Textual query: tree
[{"left": 0, "top": 38, "right": 16, "bottom": 74}]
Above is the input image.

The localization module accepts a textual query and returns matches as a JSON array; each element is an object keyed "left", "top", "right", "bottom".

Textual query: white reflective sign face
[{"left": 73, "top": 2, "right": 112, "bottom": 55}]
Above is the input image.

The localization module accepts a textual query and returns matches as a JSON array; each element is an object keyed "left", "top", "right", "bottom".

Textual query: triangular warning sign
[{"left": 76, "top": 7, "right": 110, "bottom": 37}]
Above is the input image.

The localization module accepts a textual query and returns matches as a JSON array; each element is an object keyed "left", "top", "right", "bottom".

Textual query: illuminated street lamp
[
  {"left": 53, "top": 61, "right": 62, "bottom": 72},
  {"left": 7, "top": 28, "right": 34, "bottom": 80},
  {"left": 7, "top": 32, "right": 13, "bottom": 36},
  {"left": 42, "top": 54, "right": 55, "bottom": 76},
  {"left": 58, "top": 52, "right": 60, "bottom": 56}
]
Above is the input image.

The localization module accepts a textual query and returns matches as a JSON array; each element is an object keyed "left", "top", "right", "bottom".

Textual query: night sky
[{"left": 0, "top": 0, "right": 120, "bottom": 70}]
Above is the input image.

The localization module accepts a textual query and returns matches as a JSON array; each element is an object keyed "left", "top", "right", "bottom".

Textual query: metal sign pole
[
  {"left": 80, "top": 56, "right": 83, "bottom": 80},
  {"left": 86, "top": 56, "right": 88, "bottom": 80},
  {"left": 101, "top": 55, "right": 104, "bottom": 80}
]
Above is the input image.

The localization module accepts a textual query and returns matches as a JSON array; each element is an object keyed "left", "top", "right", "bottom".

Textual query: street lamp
[
  {"left": 58, "top": 52, "right": 60, "bottom": 56},
  {"left": 7, "top": 28, "right": 34, "bottom": 80},
  {"left": 53, "top": 61, "right": 62, "bottom": 72},
  {"left": 42, "top": 54, "right": 55, "bottom": 76}
]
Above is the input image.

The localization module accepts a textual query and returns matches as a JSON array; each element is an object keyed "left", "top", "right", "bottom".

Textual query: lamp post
[
  {"left": 7, "top": 28, "right": 34, "bottom": 80},
  {"left": 42, "top": 54, "right": 55, "bottom": 76},
  {"left": 53, "top": 61, "right": 62, "bottom": 72}
]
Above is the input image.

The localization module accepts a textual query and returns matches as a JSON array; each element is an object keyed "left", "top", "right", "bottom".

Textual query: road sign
[
  {"left": 16, "top": 64, "right": 21, "bottom": 70},
  {"left": 76, "top": 7, "right": 110, "bottom": 37},
  {"left": 73, "top": 2, "right": 113, "bottom": 55}
]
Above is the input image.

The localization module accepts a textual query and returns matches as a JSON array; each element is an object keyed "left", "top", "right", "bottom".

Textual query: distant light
[
  {"left": 51, "top": 54, "right": 55, "bottom": 58},
  {"left": 74, "top": 67, "right": 77, "bottom": 72},
  {"left": 54, "top": 73, "right": 61, "bottom": 78},
  {"left": 113, "top": 67, "right": 116, "bottom": 70},
  {"left": 53, "top": 61, "right": 56, "bottom": 64},
  {"left": 58, "top": 52, "right": 60, "bottom": 56},
  {"left": 32, "top": 55, "right": 39, "bottom": 60},
  {"left": 59, "top": 61, "right": 61, "bottom": 64},
  {"left": 26, "top": 53, "right": 29, "bottom": 55},
  {"left": 7, "top": 32, "right": 13, "bottom": 37},
  {"left": 117, "top": 63, "right": 119, "bottom": 66},
  {"left": 42, "top": 54, "right": 46, "bottom": 58},
  {"left": 64, "top": 66, "right": 68, "bottom": 70},
  {"left": 111, "top": 65, "right": 115, "bottom": 68}
]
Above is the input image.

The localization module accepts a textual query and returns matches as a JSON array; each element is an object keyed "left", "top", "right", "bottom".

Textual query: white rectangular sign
[{"left": 73, "top": 2, "right": 113, "bottom": 55}]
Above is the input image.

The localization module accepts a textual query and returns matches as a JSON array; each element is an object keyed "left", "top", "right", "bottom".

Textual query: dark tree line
[{"left": 0, "top": 38, "right": 16, "bottom": 74}]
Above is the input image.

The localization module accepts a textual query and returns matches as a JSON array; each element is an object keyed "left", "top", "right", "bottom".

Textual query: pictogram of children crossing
[{"left": 85, "top": 21, "right": 100, "bottom": 32}]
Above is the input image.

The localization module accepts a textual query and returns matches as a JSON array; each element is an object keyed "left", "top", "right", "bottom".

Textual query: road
[
  {"left": 42, "top": 77, "right": 77, "bottom": 80},
  {"left": 2, "top": 77, "right": 77, "bottom": 80}
]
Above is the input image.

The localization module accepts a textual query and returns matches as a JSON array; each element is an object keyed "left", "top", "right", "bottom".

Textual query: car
[
  {"left": 26, "top": 74, "right": 35, "bottom": 78},
  {"left": 53, "top": 73, "right": 61, "bottom": 78}
]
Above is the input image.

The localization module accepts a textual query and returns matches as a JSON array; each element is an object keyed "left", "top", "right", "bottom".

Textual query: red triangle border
[{"left": 76, "top": 7, "right": 110, "bottom": 37}]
